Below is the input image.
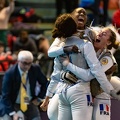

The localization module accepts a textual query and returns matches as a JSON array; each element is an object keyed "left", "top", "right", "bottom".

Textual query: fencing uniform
[
  {"left": 48, "top": 36, "right": 114, "bottom": 93},
  {"left": 47, "top": 35, "right": 115, "bottom": 120},
  {"left": 66, "top": 49, "right": 117, "bottom": 120},
  {"left": 47, "top": 37, "right": 93, "bottom": 120},
  {"left": 92, "top": 50, "right": 116, "bottom": 120}
]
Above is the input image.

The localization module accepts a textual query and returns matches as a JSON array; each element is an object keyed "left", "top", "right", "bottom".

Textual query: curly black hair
[{"left": 52, "top": 13, "right": 77, "bottom": 38}]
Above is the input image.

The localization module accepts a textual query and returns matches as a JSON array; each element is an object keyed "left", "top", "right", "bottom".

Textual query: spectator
[
  {"left": 92, "top": 0, "right": 110, "bottom": 26},
  {"left": 56, "top": 0, "right": 78, "bottom": 17},
  {"left": 0, "top": 50, "right": 48, "bottom": 120},
  {"left": 7, "top": 32, "right": 17, "bottom": 52},
  {"left": 36, "top": 35, "right": 50, "bottom": 57},
  {"left": 79, "top": 0, "right": 110, "bottom": 26},
  {"left": 0, "top": 0, "right": 15, "bottom": 50},
  {"left": 0, "top": 41, "right": 16, "bottom": 72},
  {"left": 36, "top": 35, "right": 53, "bottom": 79},
  {"left": 13, "top": 30, "right": 38, "bottom": 57},
  {"left": 111, "top": 6, "right": 120, "bottom": 77}
]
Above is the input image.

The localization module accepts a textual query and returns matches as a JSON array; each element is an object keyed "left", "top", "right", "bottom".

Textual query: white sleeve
[
  {"left": 67, "top": 63, "right": 93, "bottom": 81},
  {"left": 83, "top": 42, "right": 114, "bottom": 94},
  {"left": 46, "top": 79, "right": 59, "bottom": 97},
  {"left": 46, "top": 58, "right": 62, "bottom": 97},
  {"left": 48, "top": 38, "right": 65, "bottom": 57},
  {"left": 66, "top": 56, "right": 113, "bottom": 81}
]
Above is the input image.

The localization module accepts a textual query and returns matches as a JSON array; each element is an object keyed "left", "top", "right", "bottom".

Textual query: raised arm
[{"left": 6, "top": 0, "right": 15, "bottom": 14}]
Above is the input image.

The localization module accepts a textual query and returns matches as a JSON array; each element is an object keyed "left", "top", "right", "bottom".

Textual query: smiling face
[
  {"left": 94, "top": 28, "right": 112, "bottom": 51},
  {"left": 71, "top": 8, "right": 87, "bottom": 30}
]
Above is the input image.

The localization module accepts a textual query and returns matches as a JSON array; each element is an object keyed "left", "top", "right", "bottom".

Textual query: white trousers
[
  {"left": 58, "top": 82, "right": 93, "bottom": 120},
  {"left": 92, "top": 93, "right": 111, "bottom": 120},
  {"left": 47, "top": 87, "right": 111, "bottom": 120},
  {"left": 47, "top": 94, "right": 59, "bottom": 120}
]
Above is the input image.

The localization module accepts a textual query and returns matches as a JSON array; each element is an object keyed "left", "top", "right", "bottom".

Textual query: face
[
  {"left": 72, "top": 8, "right": 87, "bottom": 30},
  {"left": 94, "top": 28, "right": 112, "bottom": 50},
  {"left": 18, "top": 59, "right": 32, "bottom": 72},
  {"left": 39, "top": 39, "right": 50, "bottom": 53},
  {"left": 20, "top": 31, "right": 28, "bottom": 41}
]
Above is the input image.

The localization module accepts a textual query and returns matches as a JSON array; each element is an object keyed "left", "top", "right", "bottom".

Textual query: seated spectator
[
  {"left": 7, "top": 32, "right": 17, "bottom": 52},
  {"left": 36, "top": 35, "right": 50, "bottom": 58},
  {"left": 13, "top": 30, "right": 38, "bottom": 57},
  {"left": 36, "top": 35, "right": 53, "bottom": 79},
  {"left": 0, "top": 50, "right": 48, "bottom": 120},
  {"left": 56, "top": 0, "right": 79, "bottom": 17},
  {"left": 0, "top": 41, "right": 16, "bottom": 72},
  {"left": 112, "top": 8, "right": 120, "bottom": 77}
]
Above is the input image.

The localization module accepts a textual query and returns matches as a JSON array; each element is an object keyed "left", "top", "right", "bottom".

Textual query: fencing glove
[{"left": 63, "top": 45, "right": 79, "bottom": 54}]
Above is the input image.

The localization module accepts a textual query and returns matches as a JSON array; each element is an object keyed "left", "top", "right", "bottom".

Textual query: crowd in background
[
  {"left": 0, "top": 0, "right": 119, "bottom": 75},
  {"left": 0, "top": 0, "right": 120, "bottom": 85}
]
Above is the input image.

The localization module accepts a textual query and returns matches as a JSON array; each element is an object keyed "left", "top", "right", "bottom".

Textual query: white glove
[
  {"left": 110, "top": 90, "right": 120, "bottom": 100},
  {"left": 61, "top": 71, "right": 78, "bottom": 84}
]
